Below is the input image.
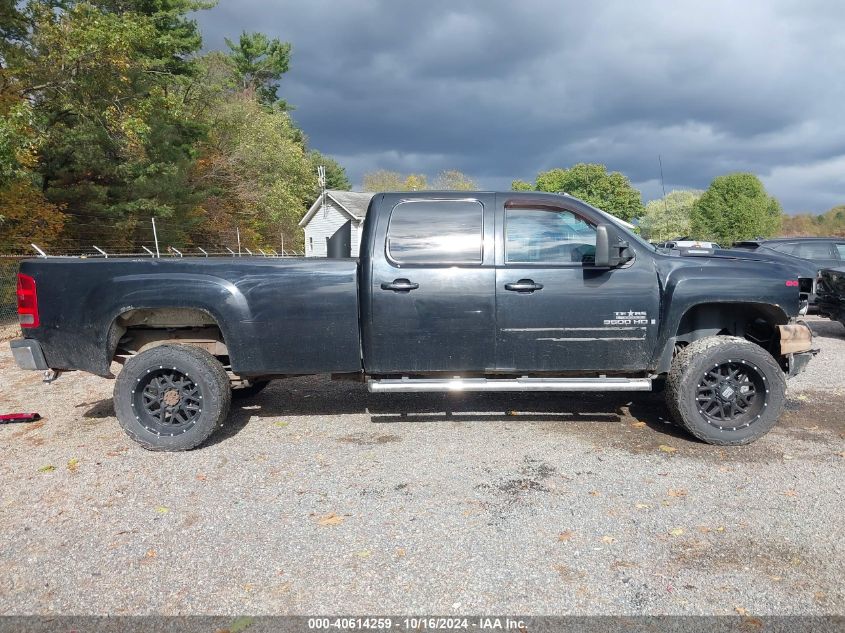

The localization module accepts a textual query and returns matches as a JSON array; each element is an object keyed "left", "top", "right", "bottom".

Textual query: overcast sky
[{"left": 196, "top": 0, "right": 845, "bottom": 213}]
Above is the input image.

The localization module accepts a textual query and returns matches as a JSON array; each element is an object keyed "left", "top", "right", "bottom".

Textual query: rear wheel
[
  {"left": 114, "top": 344, "right": 231, "bottom": 451},
  {"left": 666, "top": 336, "right": 786, "bottom": 445}
]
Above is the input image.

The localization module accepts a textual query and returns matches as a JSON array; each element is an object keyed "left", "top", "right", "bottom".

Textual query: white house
[{"left": 299, "top": 190, "right": 374, "bottom": 257}]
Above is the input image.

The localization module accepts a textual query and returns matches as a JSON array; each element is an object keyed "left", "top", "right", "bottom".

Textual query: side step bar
[{"left": 367, "top": 377, "right": 652, "bottom": 393}]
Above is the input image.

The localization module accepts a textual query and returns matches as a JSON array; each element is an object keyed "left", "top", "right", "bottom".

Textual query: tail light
[
  {"left": 16, "top": 273, "right": 39, "bottom": 328},
  {"left": 785, "top": 280, "right": 799, "bottom": 287}
]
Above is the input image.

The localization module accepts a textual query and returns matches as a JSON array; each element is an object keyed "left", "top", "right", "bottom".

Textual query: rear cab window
[{"left": 386, "top": 200, "right": 483, "bottom": 265}]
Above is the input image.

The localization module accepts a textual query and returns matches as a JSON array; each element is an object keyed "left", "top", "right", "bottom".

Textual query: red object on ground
[{"left": 0, "top": 413, "right": 41, "bottom": 423}]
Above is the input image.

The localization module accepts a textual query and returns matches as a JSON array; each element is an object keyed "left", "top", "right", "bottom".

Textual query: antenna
[
  {"left": 31, "top": 244, "right": 47, "bottom": 257},
  {"left": 658, "top": 155, "right": 669, "bottom": 228},
  {"left": 93, "top": 246, "right": 108, "bottom": 258},
  {"left": 142, "top": 246, "right": 155, "bottom": 256},
  {"left": 318, "top": 164, "right": 327, "bottom": 217}
]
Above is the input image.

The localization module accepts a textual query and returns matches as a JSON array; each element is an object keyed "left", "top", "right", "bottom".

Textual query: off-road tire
[
  {"left": 114, "top": 344, "right": 231, "bottom": 451},
  {"left": 231, "top": 379, "right": 270, "bottom": 400},
  {"left": 666, "top": 336, "right": 786, "bottom": 445}
]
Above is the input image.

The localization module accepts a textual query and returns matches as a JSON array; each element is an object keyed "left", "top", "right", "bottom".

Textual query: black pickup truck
[{"left": 11, "top": 192, "right": 816, "bottom": 450}]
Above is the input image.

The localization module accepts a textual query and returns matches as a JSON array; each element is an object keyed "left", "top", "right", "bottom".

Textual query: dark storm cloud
[{"left": 196, "top": 0, "right": 845, "bottom": 212}]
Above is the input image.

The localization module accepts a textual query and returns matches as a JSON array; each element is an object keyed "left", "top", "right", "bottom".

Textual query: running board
[{"left": 367, "top": 377, "right": 652, "bottom": 393}]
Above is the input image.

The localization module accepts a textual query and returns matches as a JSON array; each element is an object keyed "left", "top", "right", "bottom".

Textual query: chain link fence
[{"left": 0, "top": 247, "right": 304, "bottom": 326}]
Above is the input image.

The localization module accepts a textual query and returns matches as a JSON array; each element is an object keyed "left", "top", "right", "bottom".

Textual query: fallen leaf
[
  {"left": 155, "top": 506, "right": 170, "bottom": 514},
  {"left": 195, "top": 473, "right": 207, "bottom": 481},
  {"left": 274, "top": 421, "right": 289, "bottom": 428},
  {"left": 396, "top": 548, "right": 406, "bottom": 557},
  {"left": 783, "top": 489, "right": 798, "bottom": 497},
  {"left": 145, "top": 549, "right": 157, "bottom": 558},
  {"left": 814, "top": 591, "right": 827, "bottom": 603},
  {"left": 67, "top": 458, "right": 80, "bottom": 472},
  {"left": 601, "top": 535, "right": 616, "bottom": 544},
  {"left": 697, "top": 526, "right": 711, "bottom": 534},
  {"left": 635, "top": 502, "right": 650, "bottom": 509},
  {"left": 716, "top": 526, "right": 725, "bottom": 532},
  {"left": 224, "top": 617, "right": 255, "bottom": 633},
  {"left": 668, "top": 528, "right": 685, "bottom": 537},
  {"left": 317, "top": 512, "right": 344, "bottom": 526},
  {"left": 506, "top": 410, "right": 518, "bottom": 416},
  {"left": 668, "top": 489, "right": 687, "bottom": 497},
  {"left": 769, "top": 575, "right": 782, "bottom": 581},
  {"left": 837, "top": 452, "right": 845, "bottom": 458},
  {"left": 557, "top": 530, "right": 575, "bottom": 542},
  {"left": 38, "top": 465, "right": 56, "bottom": 473},
  {"left": 658, "top": 444, "right": 677, "bottom": 453},
  {"left": 783, "top": 455, "right": 794, "bottom": 460},
  {"left": 356, "top": 550, "right": 371, "bottom": 558},
  {"left": 630, "top": 421, "right": 647, "bottom": 429},
  {"left": 589, "top": 490, "right": 601, "bottom": 496},
  {"left": 735, "top": 606, "right": 748, "bottom": 616}
]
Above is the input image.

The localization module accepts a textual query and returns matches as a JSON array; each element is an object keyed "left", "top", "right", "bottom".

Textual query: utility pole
[{"left": 151, "top": 218, "right": 160, "bottom": 258}]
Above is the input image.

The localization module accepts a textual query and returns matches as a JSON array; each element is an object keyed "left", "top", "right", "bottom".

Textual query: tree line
[
  {"left": 1, "top": 2, "right": 841, "bottom": 254},
  {"left": 0, "top": 0, "right": 349, "bottom": 254}
]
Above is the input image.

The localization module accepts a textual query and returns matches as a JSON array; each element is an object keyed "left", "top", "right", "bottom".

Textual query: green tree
[
  {"left": 640, "top": 190, "right": 703, "bottom": 241},
  {"left": 192, "top": 94, "right": 317, "bottom": 250},
  {"left": 511, "top": 179, "right": 533, "bottom": 191},
  {"left": 432, "top": 169, "right": 477, "bottom": 190},
  {"left": 691, "top": 173, "right": 782, "bottom": 244},
  {"left": 310, "top": 150, "right": 350, "bottom": 190},
  {"left": 362, "top": 170, "right": 428, "bottom": 192},
  {"left": 519, "top": 163, "right": 644, "bottom": 221},
  {"left": 225, "top": 31, "right": 291, "bottom": 106}
]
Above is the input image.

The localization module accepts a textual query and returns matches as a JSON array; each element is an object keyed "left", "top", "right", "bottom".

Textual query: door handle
[
  {"left": 504, "top": 279, "right": 544, "bottom": 293},
  {"left": 381, "top": 278, "right": 419, "bottom": 292}
]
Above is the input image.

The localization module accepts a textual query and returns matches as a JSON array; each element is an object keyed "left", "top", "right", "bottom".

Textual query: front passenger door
[{"left": 495, "top": 198, "right": 660, "bottom": 373}]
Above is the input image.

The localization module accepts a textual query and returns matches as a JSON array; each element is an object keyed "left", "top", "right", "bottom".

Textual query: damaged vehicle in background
[
  {"left": 817, "top": 267, "right": 845, "bottom": 328},
  {"left": 11, "top": 192, "right": 817, "bottom": 451}
]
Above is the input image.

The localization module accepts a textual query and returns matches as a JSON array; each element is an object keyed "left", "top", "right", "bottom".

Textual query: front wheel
[
  {"left": 114, "top": 344, "right": 232, "bottom": 451},
  {"left": 666, "top": 336, "right": 786, "bottom": 445}
]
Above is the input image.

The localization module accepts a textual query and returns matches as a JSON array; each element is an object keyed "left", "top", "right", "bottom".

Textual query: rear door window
[
  {"left": 793, "top": 242, "right": 835, "bottom": 260},
  {"left": 386, "top": 200, "right": 483, "bottom": 264},
  {"left": 835, "top": 243, "right": 845, "bottom": 260}
]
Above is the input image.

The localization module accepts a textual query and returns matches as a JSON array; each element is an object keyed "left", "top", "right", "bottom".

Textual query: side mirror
[{"left": 595, "top": 224, "right": 633, "bottom": 268}]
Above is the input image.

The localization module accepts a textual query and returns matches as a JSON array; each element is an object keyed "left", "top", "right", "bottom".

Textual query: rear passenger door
[{"left": 365, "top": 195, "right": 496, "bottom": 374}]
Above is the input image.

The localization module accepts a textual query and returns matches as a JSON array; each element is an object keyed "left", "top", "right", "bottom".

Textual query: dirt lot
[{"left": 0, "top": 318, "right": 843, "bottom": 615}]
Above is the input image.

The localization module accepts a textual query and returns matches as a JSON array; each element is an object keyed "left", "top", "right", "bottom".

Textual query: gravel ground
[{"left": 0, "top": 317, "right": 843, "bottom": 616}]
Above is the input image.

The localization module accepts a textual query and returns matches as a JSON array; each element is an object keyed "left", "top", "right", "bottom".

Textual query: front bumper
[
  {"left": 777, "top": 322, "right": 818, "bottom": 379},
  {"left": 787, "top": 350, "right": 816, "bottom": 378},
  {"left": 9, "top": 339, "right": 49, "bottom": 371}
]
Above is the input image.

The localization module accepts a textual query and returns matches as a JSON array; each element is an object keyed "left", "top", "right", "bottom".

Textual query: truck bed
[{"left": 19, "top": 257, "right": 362, "bottom": 376}]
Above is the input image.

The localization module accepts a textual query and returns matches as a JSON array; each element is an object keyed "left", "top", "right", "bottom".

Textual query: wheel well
[
  {"left": 675, "top": 302, "right": 788, "bottom": 355},
  {"left": 109, "top": 308, "right": 228, "bottom": 361}
]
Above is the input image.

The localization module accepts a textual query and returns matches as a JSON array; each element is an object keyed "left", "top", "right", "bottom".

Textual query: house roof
[{"left": 299, "top": 190, "right": 374, "bottom": 227}]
